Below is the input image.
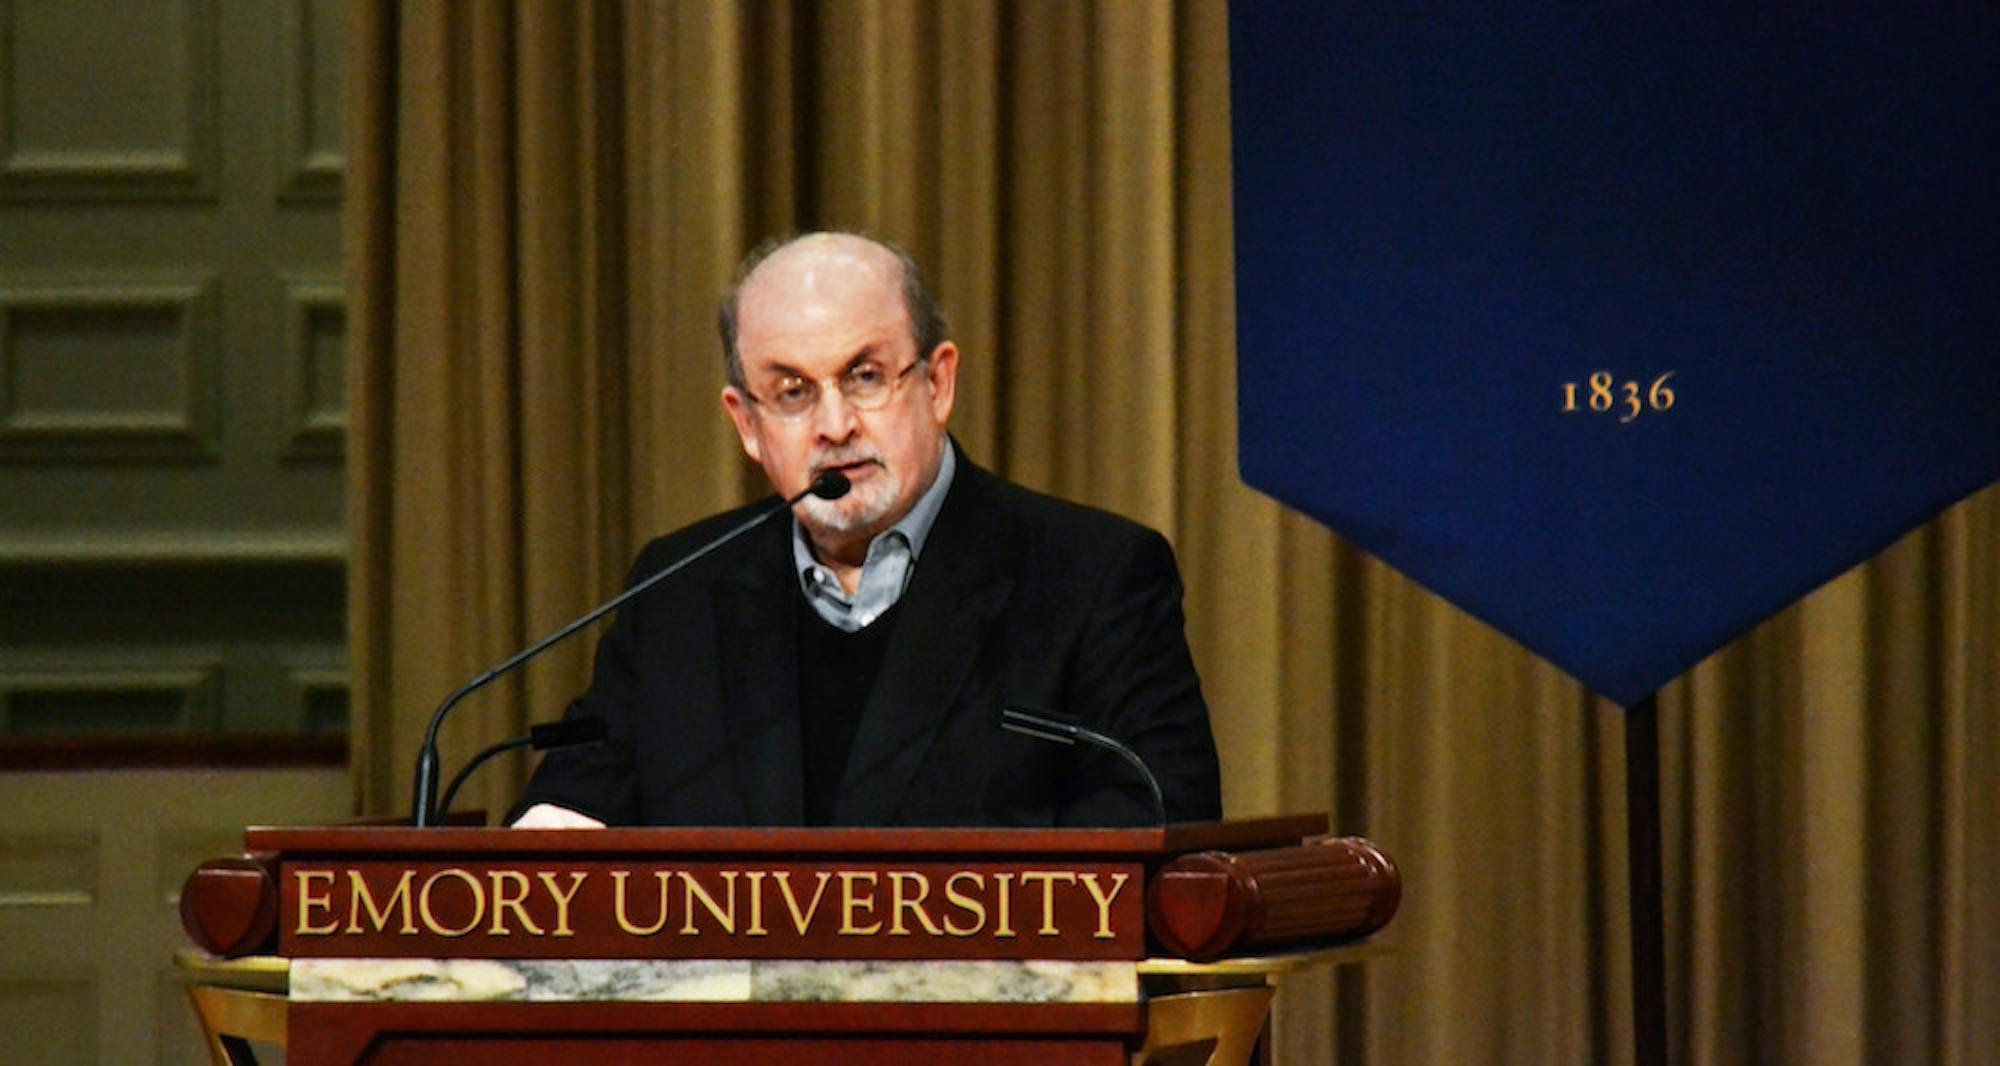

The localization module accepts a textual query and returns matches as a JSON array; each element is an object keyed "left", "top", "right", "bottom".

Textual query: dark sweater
[{"left": 796, "top": 598, "right": 903, "bottom": 825}]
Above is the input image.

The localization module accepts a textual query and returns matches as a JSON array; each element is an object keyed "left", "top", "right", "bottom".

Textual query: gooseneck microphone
[
  {"left": 1000, "top": 706, "right": 1169, "bottom": 826},
  {"left": 410, "top": 471, "right": 852, "bottom": 826},
  {"left": 435, "top": 716, "right": 608, "bottom": 820}
]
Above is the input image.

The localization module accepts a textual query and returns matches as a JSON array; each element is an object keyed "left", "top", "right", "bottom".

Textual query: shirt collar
[{"left": 891, "top": 442, "right": 955, "bottom": 560}]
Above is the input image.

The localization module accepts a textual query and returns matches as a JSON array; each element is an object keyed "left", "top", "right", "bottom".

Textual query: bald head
[{"left": 718, "top": 233, "right": 947, "bottom": 390}]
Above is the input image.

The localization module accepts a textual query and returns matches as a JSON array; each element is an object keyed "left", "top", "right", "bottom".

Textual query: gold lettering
[
  {"left": 1079, "top": 872, "right": 1129, "bottom": 940},
  {"left": 743, "top": 870, "right": 769, "bottom": 936},
  {"left": 345, "top": 869, "right": 416, "bottom": 935},
  {"left": 992, "top": 872, "right": 1016, "bottom": 938},
  {"left": 418, "top": 869, "right": 484, "bottom": 937},
  {"left": 838, "top": 871, "right": 881, "bottom": 935},
  {"left": 537, "top": 871, "right": 586, "bottom": 937},
  {"left": 679, "top": 871, "right": 738, "bottom": 935},
  {"left": 295, "top": 870, "right": 339, "bottom": 935},
  {"left": 488, "top": 870, "right": 543, "bottom": 936},
  {"left": 612, "top": 870, "right": 671, "bottom": 935},
  {"left": 942, "top": 871, "right": 986, "bottom": 937},
  {"left": 774, "top": 870, "right": 834, "bottom": 935},
  {"left": 1019, "top": 870, "right": 1076, "bottom": 936},
  {"left": 888, "top": 871, "right": 942, "bottom": 936}
]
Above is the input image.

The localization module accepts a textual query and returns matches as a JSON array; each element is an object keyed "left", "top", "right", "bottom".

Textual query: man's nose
[{"left": 810, "top": 385, "right": 860, "bottom": 440}]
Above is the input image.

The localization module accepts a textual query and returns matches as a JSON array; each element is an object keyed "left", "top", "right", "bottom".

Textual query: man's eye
[
  {"left": 847, "top": 367, "right": 886, "bottom": 388},
  {"left": 774, "top": 381, "right": 814, "bottom": 405}
]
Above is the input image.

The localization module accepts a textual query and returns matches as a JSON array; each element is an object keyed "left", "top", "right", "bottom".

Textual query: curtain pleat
[{"left": 346, "top": 3, "right": 2000, "bottom": 1062}]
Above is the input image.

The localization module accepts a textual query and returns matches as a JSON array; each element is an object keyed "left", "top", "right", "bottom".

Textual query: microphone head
[
  {"left": 809, "top": 470, "right": 852, "bottom": 500},
  {"left": 528, "top": 716, "right": 608, "bottom": 750},
  {"left": 1001, "top": 707, "right": 1082, "bottom": 746}
]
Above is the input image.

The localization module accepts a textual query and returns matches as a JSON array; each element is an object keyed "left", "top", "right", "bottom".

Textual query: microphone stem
[
  {"left": 1077, "top": 721, "right": 1168, "bottom": 827},
  {"left": 411, "top": 480, "right": 827, "bottom": 826},
  {"left": 1105, "top": 734, "right": 1168, "bottom": 827},
  {"left": 436, "top": 735, "right": 532, "bottom": 820}
]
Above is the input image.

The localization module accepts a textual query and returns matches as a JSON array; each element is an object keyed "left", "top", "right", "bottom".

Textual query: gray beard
[{"left": 797, "top": 475, "right": 897, "bottom": 535}]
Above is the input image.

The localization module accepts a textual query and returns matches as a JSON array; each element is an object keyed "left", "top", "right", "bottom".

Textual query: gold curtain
[{"left": 345, "top": 3, "right": 2000, "bottom": 1062}]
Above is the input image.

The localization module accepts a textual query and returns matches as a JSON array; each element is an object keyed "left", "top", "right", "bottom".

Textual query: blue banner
[{"left": 1230, "top": 4, "right": 2000, "bottom": 705}]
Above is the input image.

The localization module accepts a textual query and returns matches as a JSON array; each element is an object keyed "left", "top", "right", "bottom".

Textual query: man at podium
[{"left": 512, "top": 232, "right": 1220, "bottom": 830}]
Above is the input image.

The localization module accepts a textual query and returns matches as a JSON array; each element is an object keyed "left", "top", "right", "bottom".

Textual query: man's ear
[
  {"left": 720, "top": 386, "right": 763, "bottom": 464},
  {"left": 925, "top": 342, "right": 959, "bottom": 425}
]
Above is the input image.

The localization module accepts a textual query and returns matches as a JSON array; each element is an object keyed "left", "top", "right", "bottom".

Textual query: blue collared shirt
[{"left": 792, "top": 446, "right": 956, "bottom": 631}]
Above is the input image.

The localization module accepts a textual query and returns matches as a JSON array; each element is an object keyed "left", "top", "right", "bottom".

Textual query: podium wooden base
[
  {"left": 289, "top": 1000, "right": 1139, "bottom": 1065},
  {"left": 180, "top": 944, "right": 1385, "bottom": 1066}
]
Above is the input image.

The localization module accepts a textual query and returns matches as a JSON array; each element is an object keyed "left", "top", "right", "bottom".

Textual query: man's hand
[{"left": 510, "top": 803, "right": 607, "bottom": 829}]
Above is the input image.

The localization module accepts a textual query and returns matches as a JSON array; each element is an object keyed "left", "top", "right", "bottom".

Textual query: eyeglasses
[{"left": 745, "top": 356, "right": 930, "bottom": 421}]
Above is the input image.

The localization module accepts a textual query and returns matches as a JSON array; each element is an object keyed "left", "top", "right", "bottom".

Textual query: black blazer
[{"left": 514, "top": 451, "right": 1222, "bottom": 827}]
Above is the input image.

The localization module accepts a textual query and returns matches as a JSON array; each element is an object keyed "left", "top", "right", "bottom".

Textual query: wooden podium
[{"left": 179, "top": 816, "right": 1398, "bottom": 1065}]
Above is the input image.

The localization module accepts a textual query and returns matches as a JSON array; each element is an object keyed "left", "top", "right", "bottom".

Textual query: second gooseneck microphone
[
  {"left": 410, "top": 471, "right": 851, "bottom": 826},
  {"left": 1000, "top": 706, "right": 1168, "bottom": 826}
]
